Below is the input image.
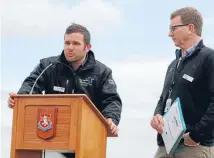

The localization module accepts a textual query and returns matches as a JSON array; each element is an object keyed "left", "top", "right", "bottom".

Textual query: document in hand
[{"left": 161, "top": 97, "right": 186, "bottom": 155}]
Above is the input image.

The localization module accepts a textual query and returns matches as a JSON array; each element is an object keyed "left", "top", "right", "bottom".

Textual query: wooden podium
[{"left": 10, "top": 94, "right": 116, "bottom": 158}]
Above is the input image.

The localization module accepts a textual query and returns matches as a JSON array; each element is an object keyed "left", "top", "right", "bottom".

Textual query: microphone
[
  {"left": 29, "top": 60, "right": 75, "bottom": 95},
  {"left": 29, "top": 62, "right": 56, "bottom": 94}
]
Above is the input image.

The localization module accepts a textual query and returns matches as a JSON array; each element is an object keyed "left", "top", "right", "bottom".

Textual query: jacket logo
[
  {"left": 108, "top": 79, "right": 115, "bottom": 85},
  {"left": 79, "top": 77, "right": 94, "bottom": 87},
  {"left": 169, "top": 67, "right": 174, "bottom": 72},
  {"left": 192, "top": 65, "right": 197, "bottom": 69}
]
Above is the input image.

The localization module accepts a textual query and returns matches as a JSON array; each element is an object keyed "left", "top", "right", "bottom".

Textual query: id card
[{"left": 164, "top": 98, "right": 172, "bottom": 113}]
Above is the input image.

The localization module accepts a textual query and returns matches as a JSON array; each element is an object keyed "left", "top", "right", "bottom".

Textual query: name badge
[
  {"left": 183, "top": 74, "right": 194, "bottom": 82},
  {"left": 53, "top": 86, "right": 65, "bottom": 92}
]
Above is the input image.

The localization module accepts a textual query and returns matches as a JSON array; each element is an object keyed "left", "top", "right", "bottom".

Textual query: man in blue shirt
[{"left": 151, "top": 7, "right": 214, "bottom": 158}]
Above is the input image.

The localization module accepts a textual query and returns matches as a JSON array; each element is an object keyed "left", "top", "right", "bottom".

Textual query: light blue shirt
[{"left": 175, "top": 40, "right": 201, "bottom": 58}]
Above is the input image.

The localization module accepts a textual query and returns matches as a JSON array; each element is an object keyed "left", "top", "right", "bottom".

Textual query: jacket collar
[
  {"left": 175, "top": 39, "right": 205, "bottom": 59},
  {"left": 58, "top": 50, "right": 96, "bottom": 70}
]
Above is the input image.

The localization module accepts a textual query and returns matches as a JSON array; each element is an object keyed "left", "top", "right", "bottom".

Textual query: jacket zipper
[
  {"left": 66, "top": 80, "right": 69, "bottom": 94},
  {"left": 56, "top": 61, "right": 76, "bottom": 94}
]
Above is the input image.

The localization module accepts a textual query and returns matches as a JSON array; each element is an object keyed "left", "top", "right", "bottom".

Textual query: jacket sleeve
[
  {"left": 100, "top": 68, "right": 122, "bottom": 126},
  {"left": 189, "top": 52, "right": 214, "bottom": 142},
  {"left": 17, "top": 60, "right": 47, "bottom": 94},
  {"left": 154, "top": 92, "right": 164, "bottom": 116}
]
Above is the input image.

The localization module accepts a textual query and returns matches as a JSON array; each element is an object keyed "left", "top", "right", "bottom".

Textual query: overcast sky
[{"left": 1, "top": 0, "right": 214, "bottom": 157}]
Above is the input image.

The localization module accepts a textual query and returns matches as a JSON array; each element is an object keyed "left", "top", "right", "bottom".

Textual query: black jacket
[
  {"left": 154, "top": 40, "right": 214, "bottom": 146},
  {"left": 17, "top": 50, "right": 122, "bottom": 125}
]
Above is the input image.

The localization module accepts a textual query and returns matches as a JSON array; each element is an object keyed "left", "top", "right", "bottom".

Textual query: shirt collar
[{"left": 175, "top": 40, "right": 201, "bottom": 58}]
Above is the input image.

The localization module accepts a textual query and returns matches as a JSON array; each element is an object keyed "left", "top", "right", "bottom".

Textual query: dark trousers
[{"left": 61, "top": 152, "right": 75, "bottom": 158}]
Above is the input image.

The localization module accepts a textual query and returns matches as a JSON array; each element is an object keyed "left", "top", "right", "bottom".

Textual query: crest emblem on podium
[
  {"left": 38, "top": 114, "right": 52, "bottom": 131},
  {"left": 37, "top": 108, "right": 58, "bottom": 139}
]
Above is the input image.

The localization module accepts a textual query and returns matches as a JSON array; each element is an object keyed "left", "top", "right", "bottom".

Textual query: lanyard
[
  {"left": 164, "top": 57, "right": 182, "bottom": 113},
  {"left": 168, "top": 57, "right": 182, "bottom": 98}
]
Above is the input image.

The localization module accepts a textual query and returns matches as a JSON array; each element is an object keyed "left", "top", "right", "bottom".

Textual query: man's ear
[
  {"left": 85, "top": 44, "right": 91, "bottom": 53},
  {"left": 188, "top": 24, "right": 194, "bottom": 35}
]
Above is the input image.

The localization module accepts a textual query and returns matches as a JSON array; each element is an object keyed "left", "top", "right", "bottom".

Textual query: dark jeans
[{"left": 61, "top": 152, "right": 75, "bottom": 158}]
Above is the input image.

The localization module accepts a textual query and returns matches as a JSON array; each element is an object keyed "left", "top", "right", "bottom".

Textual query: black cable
[{"left": 43, "top": 150, "right": 45, "bottom": 158}]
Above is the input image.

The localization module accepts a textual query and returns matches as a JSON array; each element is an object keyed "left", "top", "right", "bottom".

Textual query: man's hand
[
  {"left": 184, "top": 132, "right": 200, "bottom": 147},
  {"left": 8, "top": 93, "right": 16, "bottom": 108},
  {"left": 106, "top": 118, "right": 118, "bottom": 135},
  {"left": 150, "top": 114, "right": 164, "bottom": 134}
]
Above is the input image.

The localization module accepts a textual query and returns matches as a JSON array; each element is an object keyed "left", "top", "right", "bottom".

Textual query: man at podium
[{"left": 7, "top": 23, "right": 122, "bottom": 158}]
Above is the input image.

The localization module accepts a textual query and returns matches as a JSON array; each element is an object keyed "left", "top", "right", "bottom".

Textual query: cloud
[
  {"left": 2, "top": 0, "right": 121, "bottom": 37},
  {"left": 106, "top": 55, "right": 172, "bottom": 119}
]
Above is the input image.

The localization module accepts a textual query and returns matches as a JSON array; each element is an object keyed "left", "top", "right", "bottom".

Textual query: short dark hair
[
  {"left": 65, "top": 23, "right": 91, "bottom": 45},
  {"left": 170, "top": 7, "right": 203, "bottom": 36}
]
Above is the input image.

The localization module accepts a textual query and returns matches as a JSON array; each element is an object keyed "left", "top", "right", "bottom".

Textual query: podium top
[
  {"left": 12, "top": 94, "right": 117, "bottom": 137},
  {"left": 13, "top": 94, "right": 89, "bottom": 98}
]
